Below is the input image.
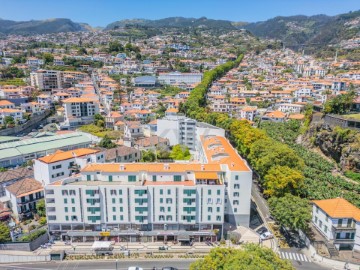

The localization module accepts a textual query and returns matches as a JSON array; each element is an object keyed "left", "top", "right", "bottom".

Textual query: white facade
[
  {"left": 62, "top": 98, "right": 100, "bottom": 129},
  {"left": 158, "top": 72, "right": 203, "bottom": 85},
  {"left": 278, "top": 103, "right": 304, "bottom": 114}
]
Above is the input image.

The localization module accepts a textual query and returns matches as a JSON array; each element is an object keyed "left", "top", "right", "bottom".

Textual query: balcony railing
[
  {"left": 332, "top": 225, "right": 356, "bottom": 231},
  {"left": 334, "top": 238, "right": 355, "bottom": 243}
]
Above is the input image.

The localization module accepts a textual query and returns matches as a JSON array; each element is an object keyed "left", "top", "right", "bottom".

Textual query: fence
[
  {"left": 0, "top": 231, "right": 49, "bottom": 252},
  {"left": 0, "top": 254, "right": 49, "bottom": 263}
]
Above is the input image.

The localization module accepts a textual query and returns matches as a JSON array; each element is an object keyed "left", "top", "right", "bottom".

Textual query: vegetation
[
  {"left": 36, "top": 199, "right": 46, "bottom": 217},
  {"left": 0, "top": 67, "right": 25, "bottom": 79},
  {"left": 344, "top": 171, "right": 360, "bottom": 183},
  {"left": 0, "top": 222, "right": 11, "bottom": 243},
  {"left": 170, "top": 144, "right": 191, "bottom": 160},
  {"left": 323, "top": 90, "right": 355, "bottom": 114},
  {"left": 269, "top": 194, "right": 311, "bottom": 231},
  {"left": 99, "top": 135, "right": 117, "bottom": 149},
  {"left": 79, "top": 124, "right": 122, "bottom": 139},
  {"left": 19, "top": 229, "right": 47, "bottom": 242},
  {"left": 0, "top": 78, "right": 26, "bottom": 86},
  {"left": 190, "top": 245, "right": 294, "bottom": 270}
]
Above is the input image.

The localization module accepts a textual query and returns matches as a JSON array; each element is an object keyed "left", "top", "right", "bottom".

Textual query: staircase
[{"left": 326, "top": 242, "right": 339, "bottom": 257}]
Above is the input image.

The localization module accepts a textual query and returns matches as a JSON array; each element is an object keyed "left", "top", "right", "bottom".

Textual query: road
[{"left": 0, "top": 259, "right": 195, "bottom": 270}]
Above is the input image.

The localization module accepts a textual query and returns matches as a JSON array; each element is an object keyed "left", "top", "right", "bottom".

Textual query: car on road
[
  {"left": 159, "top": 245, "right": 169, "bottom": 250},
  {"left": 256, "top": 226, "right": 268, "bottom": 235},
  {"left": 128, "top": 267, "right": 143, "bottom": 270},
  {"left": 162, "top": 267, "right": 178, "bottom": 270},
  {"left": 260, "top": 231, "right": 274, "bottom": 240}
]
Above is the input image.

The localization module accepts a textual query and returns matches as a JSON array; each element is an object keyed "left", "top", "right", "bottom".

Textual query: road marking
[
  {"left": 280, "top": 251, "right": 310, "bottom": 262},
  {"left": 295, "top": 253, "right": 300, "bottom": 261}
]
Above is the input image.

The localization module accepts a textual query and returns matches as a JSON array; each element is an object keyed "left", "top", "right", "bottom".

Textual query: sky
[{"left": 0, "top": 0, "right": 359, "bottom": 27}]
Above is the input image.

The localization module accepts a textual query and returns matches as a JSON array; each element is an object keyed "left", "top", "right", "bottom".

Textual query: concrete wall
[
  {"left": 0, "top": 231, "right": 49, "bottom": 251},
  {"left": 0, "top": 254, "right": 49, "bottom": 263}
]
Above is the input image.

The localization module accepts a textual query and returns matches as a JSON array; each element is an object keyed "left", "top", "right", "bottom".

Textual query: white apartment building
[
  {"left": 61, "top": 97, "right": 100, "bottom": 129},
  {"left": 240, "top": 107, "right": 257, "bottom": 122},
  {"left": 293, "top": 88, "right": 312, "bottom": 98},
  {"left": 34, "top": 148, "right": 104, "bottom": 186},
  {"left": 278, "top": 103, "right": 304, "bottom": 114},
  {"left": 158, "top": 72, "right": 203, "bottom": 85},
  {"left": 30, "top": 70, "right": 63, "bottom": 91},
  {"left": 0, "top": 109, "right": 24, "bottom": 125},
  {"left": 157, "top": 116, "right": 225, "bottom": 151},
  {"left": 312, "top": 198, "right": 360, "bottom": 252},
  {"left": 44, "top": 134, "right": 252, "bottom": 243}
]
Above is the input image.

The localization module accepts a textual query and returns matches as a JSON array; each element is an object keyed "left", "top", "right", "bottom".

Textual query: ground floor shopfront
[{"left": 48, "top": 223, "right": 222, "bottom": 243}]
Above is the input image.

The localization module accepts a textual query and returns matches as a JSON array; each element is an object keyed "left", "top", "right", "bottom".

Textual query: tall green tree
[
  {"left": 190, "top": 245, "right": 294, "bottom": 270},
  {"left": 42, "top": 53, "right": 54, "bottom": 65},
  {"left": 36, "top": 199, "right": 46, "bottom": 217},
  {"left": 263, "top": 165, "right": 304, "bottom": 197},
  {"left": 0, "top": 222, "right": 11, "bottom": 243},
  {"left": 99, "top": 135, "right": 116, "bottom": 149},
  {"left": 269, "top": 194, "right": 311, "bottom": 231},
  {"left": 170, "top": 145, "right": 191, "bottom": 160}
]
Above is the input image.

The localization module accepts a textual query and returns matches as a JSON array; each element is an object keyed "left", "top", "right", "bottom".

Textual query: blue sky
[{"left": 0, "top": 0, "right": 359, "bottom": 27}]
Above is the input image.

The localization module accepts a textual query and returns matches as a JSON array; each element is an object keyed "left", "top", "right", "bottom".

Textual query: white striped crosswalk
[{"left": 279, "top": 251, "right": 311, "bottom": 262}]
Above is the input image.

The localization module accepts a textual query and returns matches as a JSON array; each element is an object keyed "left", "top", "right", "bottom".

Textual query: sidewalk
[{"left": 302, "top": 245, "right": 360, "bottom": 270}]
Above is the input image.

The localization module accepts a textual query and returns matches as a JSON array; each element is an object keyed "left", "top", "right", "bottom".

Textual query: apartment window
[
  {"left": 319, "top": 220, "right": 322, "bottom": 228},
  {"left": 87, "top": 175, "right": 91, "bottom": 181},
  {"left": 128, "top": 175, "right": 136, "bottom": 182},
  {"left": 160, "top": 198, "right": 163, "bottom": 203},
  {"left": 166, "top": 198, "right": 172, "bottom": 204},
  {"left": 152, "top": 175, "right": 157, "bottom": 182},
  {"left": 208, "top": 190, "right": 212, "bottom": 195},
  {"left": 52, "top": 164, "right": 61, "bottom": 170},
  {"left": 109, "top": 175, "right": 113, "bottom": 182},
  {"left": 112, "top": 207, "right": 116, "bottom": 212},
  {"left": 120, "top": 215, "right": 124, "bottom": 221},
  {"left": 233, "top": 192, "right": 239, "bottom": 197},
  {"left": 160, "top": 189, "right": 163, "bottom": 195},
  {"left": 167, "top": 189, "right": 171, "bottom": 195},
  {"left": 216, "top": 198, "right": 222, "bottom": 204},
  {"left": 160, "top": 207, "right": 165, "bottom": 212},
  {"left": 325, "top": 216, "right": 328, "bottom": 222},
  {"left": 65, "top": 207, "right": 68, "bottom": 213},
  {"left": 233, "top": 200, "right": 239, "bottom": 205},
  {"left": 112, "top": 198, "right": 116, "bottom": 204},
  {"left": 65, "top": 216, "right": 69, "bottom": 221},
  {"left": 207, "top": 215, "right": 211, "bottom": 221},
  {"left": 113, "top": 215, "right": 116, "bottom": 221},
  {"left": 72, "top": 207, "right": 75, "bottom": 212},
  {"left": 119, "top": 190, "right": 122, "bottom": 195},
  {"left": 217, "top": 190, "right": 221, "bottom": 195},
  {"left": 314, "top": 216, "right": 318, "bottom": 223},
  {"left": 234, "top": 208, "right": 237, "bottom": 213},
  {"left": 207, "top": 198, "right": 213, "bottom": 204},
  {"left": 208, "top": 207, "right": 212, "bottom": 213},
  {"left": 324, "top": 226, "right": 328, "bottom": 233},
  {"left": 235, "top": 175, "right": 239, "bottom": 180},
  {"left": 316, "top": 207, "right": 319, "bottom": 214},
  {"left": 62, "top": 190, "right": 68, "bottom": 196},
  {"left": 216, "top": 216, "right": 221, "bottom": 221},
  {"left": 119, "top": 198, "right": 123, "bottom": 203},
  {"left": 120, "top": 207, "right": 123, "bottom": 212},
  {"left": 216, "top": 207, "right": 220, "bottom": 212},
  {"left": 234, "top": 184, "right": 240, "bottom": 189},
  {"left": 71, "top": 198, "right": 75, "bottom": 204},
  {"left": 64, "top": 198, "right": 68, "bottom": 204},
  {"left": 110, "top": 190, "right": 117, "bottom": 195},
  {"left": 174, "top": 175, "right": 181, "bottom": 182}
]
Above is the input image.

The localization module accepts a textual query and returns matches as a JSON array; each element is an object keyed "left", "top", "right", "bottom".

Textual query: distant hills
[
  {"left": 105, "top": 17, "right": 236, "bottom": 30},
  {"left": 241, "top": 10, "right": 360, "bottom": 49},
  {"left": 0, "top": 11, "right": 358, "bottom": 50},
  {"left": 0, "top": 18, "right": 91, "bottom": 35}
]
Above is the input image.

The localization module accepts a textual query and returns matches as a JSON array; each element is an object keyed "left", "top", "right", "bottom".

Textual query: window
[
  {"left": 52, "top": 164, "right": 61, "bottom": 170},
  {"left": 235, "top": 175, "right": 239, "bottom": 180},
  {"left": 160, "top": 189, "right": 163, "bottom": 195},
  {"left": 233, "top": 200, "right": 239, "bottom": 205},
  {"left": 112, "top": 198, "right": 116, "bottom": 204},
  {"left": 314, "top": 216, "right": 318, "bottom": 223},
  {"left": 233, "top": 192, "right": 239, "bottom": 197},
  {"left": 110, "top": 190, "right": 117, "bottom": 195},
  {"left": 71, "top": 198, "right": 75, "bottom": 204},
  {"left": 160, "top": 198, "right": 163, "bottom": 203},
  {"left": 119, "top": 190, "right": 122, "bottom": 195},
  {"left": 216, "top": 216, "right": 221, "bottom": 221},
  {"left": 319, "top": 220, "right": 322, "bottom": 228},
  {"left": 72, "top": 207, "right": 75, "bottom": 212},
  {"left": 160, "top": 207, "right": 165, "bottom": 212},
  {"left": 152, "top": 175, "right": 157, "bottom": 182},
  {"left": 207, "top": 215, "right": 211, "bottom": 221},
  {"left": 65, "top": 207, "right": 68, "bottom": 213},
  {"left": 65, "top": 216, "right": 69, "bottom": 221},
  {"left": 109, "top": 175, "right": 113, "bottom": 182},
  {"left": 167, "top": 189, "right": 171, "bottom": 195},
  {"left": 234, "top": 208, "right": 237, "bottom": 213},
  {"left": 120, "top": 207, "right": 123, "bottom": 212},
  {"left": 208, "top": 190, "right": 211, "bottom": 195},
  {"left": 120, "top": 215, "right": 124, "bottom": 221},
  {"left": 166, "top": 198, "right": 172, "bottom": 204},
  {"left": 168, "top": 207, "right": 171, "bottom": 212},
  {"left": 208, "top": 207, "right": 212, "bottom": 213},
  {"left": 174, "top": 175, "right": 181, "bottom": 182},
  {"left": 324, "top": 226, "right": 328, "bottom": 233},
  {"left": 64, "top": 198, "right": 68, "bottom": 204},
  {"left": 316, "top": 207, "right": 319, "bottom": 214},
  {"left": 234, "top": 184, "right": 240, "bottom": 189},
  {"left": 207, "top": 198, "right": 213, "bottom": 204},
  {"left": 217, "top": 190, "right": 221, "bottom": 195},
  {"left": 112, "top": 207, "right": 116, "bottom": 212},
  {"left": 216, "top": 198, "right": 222, "bottom": 204},
  {"left": 128, "top": 175, "right": 136, "bottom": 182},
  {"left": 87, "top": 175, "right": 91, "bottom": 181},
  {"left": 113, "top": 215, "right": 116, "bottom": 221},
  {"left": 119, "top": 198, "right": 123, "bottom": 203},
  {"left": 325, "top": 216, "right": 328, "bottom": 222},
  {"left": 216, "top": 207, "right": 220, "bottom": 212}
]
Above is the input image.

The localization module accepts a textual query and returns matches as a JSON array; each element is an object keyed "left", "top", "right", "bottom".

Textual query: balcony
[
  {"left": 334, "top": 238, "right": 355, "bottom": 243},
  {"left": 332, "top": 225, "right": 356, "bottom": 231}
]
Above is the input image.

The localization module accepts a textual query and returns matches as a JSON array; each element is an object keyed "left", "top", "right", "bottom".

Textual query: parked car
[
  {"left": 162, "top": 267, "right": 178, "bottom": 270},
  {"left": 256, "top": 226, "right": 268, "bottom": 235},
  {"left": 260, "top": 232, "right": 274, "bottom": 240},
  {"left": 159, "top": 246, "right": 169, "bottom": 250},
  {"left": 128, "top": 267, "right": 143, "bottom": 270}
]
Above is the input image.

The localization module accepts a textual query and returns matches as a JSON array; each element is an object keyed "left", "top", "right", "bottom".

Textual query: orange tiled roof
[
  {"left": 38, "top": 148, "right": 100, "bottom": 164},
  {"left": 312, "top": 198, "right": 360, "bottom": 221}
]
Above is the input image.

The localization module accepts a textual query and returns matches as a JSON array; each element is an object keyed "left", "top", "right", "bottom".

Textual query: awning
[
  {"left": 177, "top": 234, "right": 190, "bottom": 241},
  {"left": 91, "top": 241, "right": 114, "bottom": 250}
]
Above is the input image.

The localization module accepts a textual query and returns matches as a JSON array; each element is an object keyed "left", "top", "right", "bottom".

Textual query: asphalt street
[{"left": 0, "top": 259, "right": 195, "bottom": 270}]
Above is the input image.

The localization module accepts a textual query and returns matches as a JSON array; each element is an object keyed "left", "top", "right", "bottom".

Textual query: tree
[
  {"left": 269, "top": 194, "right": 311, "bottom": 231},
  {"left": 170, "top": 144, "right": 191, "bottom": 160},
  {"left": 99, "top": 135, "right": 116, "bottom": 149},
  {"left": 190, "top": 245, "right": 294, "bottom": 270},
  {"left": 94, "top": 114, "right": 105, "bottom": 128},
  {"left": 263, "top": 165, "right": 304, "bottom": 197},
  {"left": 36, "top": 199, "right": 46, "bottom": 217},
  {"left": 42, "top": 53, "right": 54, "bottom": 65},
  {"left": 141, "top": 150, "right": 156, "bottom": 162},
  {"left": 0, "top": 222, "right": 11, "bottom": 243},
  {"left": 324, "top": 90, "right": 356, "bottom": 114},
  {"left": 108, "top": 41, "right": 124, "bottom": 53}
]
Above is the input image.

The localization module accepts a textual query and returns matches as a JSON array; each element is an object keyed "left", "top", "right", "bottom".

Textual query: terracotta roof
[
  {"left": 288, "top": 114, "right": 305, "bottom": 120},
  {"left": 312, "top": 198, "right": 360, "bottom": 221},
  {"left": 38, "top": 148, "right": 100, "bottom": 164},
  {"left": 264, "top": 111, "right": 286, "bottom": 119},
  {"left": 62, "top": 97, "right": 95, "bottom": 103},
  {"left": 194, "top": 172, "right": 218, "bottom": 179},
  {"left": 6, "top": 178, "right": 43, "bottom": 198}
]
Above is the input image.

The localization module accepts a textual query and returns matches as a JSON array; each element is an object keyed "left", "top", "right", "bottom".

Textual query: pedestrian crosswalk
[{"left": 279, "top": 251, "right": 311, "bottom": 262}]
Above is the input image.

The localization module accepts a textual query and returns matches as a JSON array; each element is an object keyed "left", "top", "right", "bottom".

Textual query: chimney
[
  {"left": 120, "top": 164, "right": 125, "bottom": 171},
  {"left": 231, "top": 162, "right": 235, "bottom": 168},
  {"left": 201, "top": 164, "right": 205, "bottom": 171},
  {"left": 164, "top": 163, "right": 169, "bottom": 170}
]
